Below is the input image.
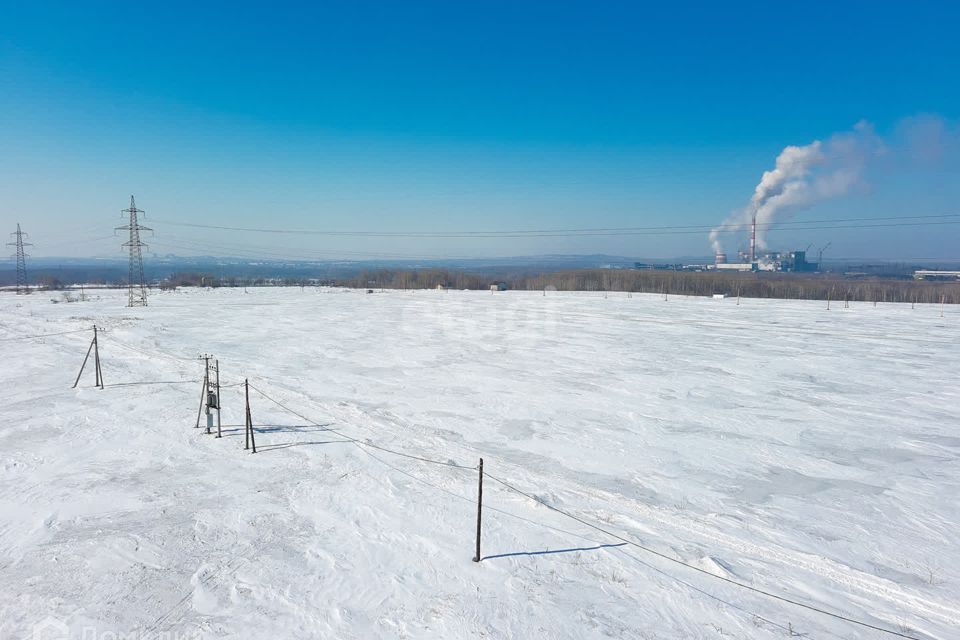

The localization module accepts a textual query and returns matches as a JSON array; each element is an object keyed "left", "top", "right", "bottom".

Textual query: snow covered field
[{"left": 1, "top": 287, "right": 957, "bottom": 639}]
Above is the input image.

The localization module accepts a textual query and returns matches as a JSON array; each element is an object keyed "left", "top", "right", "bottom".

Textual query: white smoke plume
[{"left": 710, "top": 121, "right": 881, "bottom": 254}]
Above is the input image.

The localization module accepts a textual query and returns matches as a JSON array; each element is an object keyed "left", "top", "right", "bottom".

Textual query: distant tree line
[
  {"left": 339, "top": 268, "right": 960, "bottom": 304},
  {"left": 159, "top": 272, "right": 338, "bottom": 289},
  {"left": 5, "top": 267, "right": 957, "bottom": 304},
  {"left": 511, "top": 270, "right": 959, "bottom": 304},
  {"left": 340, "top": 269, "right": 493, "bottom": 290}
]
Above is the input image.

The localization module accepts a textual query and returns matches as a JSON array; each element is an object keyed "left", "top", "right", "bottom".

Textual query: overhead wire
[
  {"left": 611, "top": 546, "right": 808, "bottom": 638},
  {"left": 152, "top": 213, "right": 960, "bottom": 238},
  {"left": 150, "top": 236, "right": 475, "bottom": 261},
  {"left": 481, "top": 472, "right": 922, "bottom": 640},
  {"left": 0, "top": 328, "right": 91, "bottom": 341},
  {"left": 246, "top": 383, "right": 475, "bottom": 470},
  {"left": 232, "top": 379, "right": 838, "bottom": 638},
  {"left": 140, "top": 214, "right": 960, "bottom": 262},
  {"left": 237, "top": 378, "right": 923, "bottom": 639},
  {"left": 216, "top": 379, "right": 623, "bottom": 546},
  {"left": 104, "top": 333, "right": 204, "bottom": 366}
]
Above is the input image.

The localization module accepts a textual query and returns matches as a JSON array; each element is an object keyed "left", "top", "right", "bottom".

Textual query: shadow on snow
[{"left": 482, "top": 542, "right": 626, "bottom": 561}]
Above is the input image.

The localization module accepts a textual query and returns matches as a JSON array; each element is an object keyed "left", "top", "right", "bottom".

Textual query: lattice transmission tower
[
  {"left": 116, "top": 195, "right": 151, "bottom": 307},
  {"left": 7, "top": 223, "right": 31, "bottom": 294}
]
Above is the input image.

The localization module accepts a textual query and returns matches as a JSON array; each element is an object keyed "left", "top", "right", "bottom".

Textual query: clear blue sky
[{"left": 1, "top": 0, "right": 958, "bottom": 260}]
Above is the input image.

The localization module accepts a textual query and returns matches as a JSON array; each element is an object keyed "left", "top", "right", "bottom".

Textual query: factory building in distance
[{"left": 713, "top": 250, "right": 819, "bottom": 273}]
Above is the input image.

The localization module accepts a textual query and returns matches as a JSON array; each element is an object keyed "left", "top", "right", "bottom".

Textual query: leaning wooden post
[
  {"left": 826, "top": 288, "right": 832, "bottom": 311},
  {"left": 72, "top": 327, "right": 96, "bottom": 389},
  {"left": 472, "top": 458, "right": 483, "bottom": 562},
  {"left": 245, "top": 379, "right": 256, "bottom": 453},
  {"left": 93, "top": 326, "right": 104, "bottom": 389},
  {"left": 195, "top": 364, "right": 209, "bottom": 429},
  {"left": 941, "top": 294, "right": 946, "bottom": 318}
]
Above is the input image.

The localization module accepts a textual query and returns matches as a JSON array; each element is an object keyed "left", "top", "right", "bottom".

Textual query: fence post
[
  {"left": 93, "top": 326, "right": 103, "bottom": 389},
  {"left": 245, "top": 379, "right": 250, "bottom": 450},
  {"left": 72, "top": 327, "right": 96, "bottom": 389},
  {"left": 473, "top": 458, "right": 483, "bottom": 562}
]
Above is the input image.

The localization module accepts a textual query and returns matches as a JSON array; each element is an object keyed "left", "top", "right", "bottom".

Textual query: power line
[
  {"left": 0, "top": 328, "right": 90, "bottom": 341},
  {"left": 105, "top": 334, "right": 203, "bottom": 368},
  {"left": 149, "top": 219, "right": 960, "bottom": 262},
  {"left": 152, "top": 213, "right": 960, "bottom": 238},
  {"left": 246, "top": 383, "right": 476, "bottom": 470},
  {"left": 343, "top": 426, "right": 814, "bottom": 637},
  {"left": 481, "top": 472, "right": 922, "bottom": 640},
  {"left": 150, "top": 236, "right": 478, "bottom": 261},
  {"left": 611, "top": 546, "right": 810, "bottom": 638},
  {"left": 39, "top": 233, "right": 120, "bottom": 251},
  {"left": 235, "top": 379, "right": 925, "bottom": 638},
  {"left": 230, "top": 380, "right": 868, "bottom": 639}
]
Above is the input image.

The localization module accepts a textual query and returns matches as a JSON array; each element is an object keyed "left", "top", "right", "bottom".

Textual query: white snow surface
[{"left": 1, "top": 287, "right": 958, "bottom": 640}]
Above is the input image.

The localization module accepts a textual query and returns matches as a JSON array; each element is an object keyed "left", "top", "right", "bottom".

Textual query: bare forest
[{"left": 340, "top": 268, "right": 960, "bottom": 304}]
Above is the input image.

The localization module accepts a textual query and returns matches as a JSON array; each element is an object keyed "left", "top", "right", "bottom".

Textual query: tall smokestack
[{"left": 707, "top": 121, "right": 880, "bottom": 259}]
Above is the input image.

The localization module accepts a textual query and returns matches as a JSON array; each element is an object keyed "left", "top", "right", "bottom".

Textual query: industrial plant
[
  {"left": 714, "top": 249, "right": 817, "bottom": 272},
  {"left": 712, "top": 217, "right": 821, "bottom": 272}
]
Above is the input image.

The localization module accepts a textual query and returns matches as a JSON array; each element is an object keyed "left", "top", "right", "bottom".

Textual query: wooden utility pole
[
  {"left": 73, "top": 325, "right": 104, "bottom": 389},
  {"left": 245, "top": 379, "right": 256, "bottom": 453},
  {"left": 472, "top": 458, "right": 483, "bottom": 562},
  {"left": 195, "top": 355, "right": 211, "bottom": 429},
  {"left": 93, "top": 326, "right": 103, "bottom": 388},
  {"left": 214, "top": 360, "right": 222, "bottom": 438}
]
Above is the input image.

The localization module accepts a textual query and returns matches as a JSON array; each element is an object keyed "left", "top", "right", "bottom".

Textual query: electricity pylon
[
  {"left": 116, "top": 195, "right": 151, "bottom": 307},
  {"left": 7, "top": 223, "right": 31, "bottom": 294}
]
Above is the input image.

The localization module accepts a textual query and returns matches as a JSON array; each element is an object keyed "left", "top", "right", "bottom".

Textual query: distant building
[
  {"left": 634, "top": 262, "right": 681, "bottom": 271},
  {"left": 713, "top": 249, "right": 817, "bottom": 273},
  {"left": 715, "top": 262, "right": 756, "bottom": 272},
  {"left": 914, "top": 270, "right": 960, "bottom": 280},
  {"left": 761, "top": 250, "right": 818, "bottom": 272},
  {"left": 490, "top": 282, "right": 508, "bottom": 291}
]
